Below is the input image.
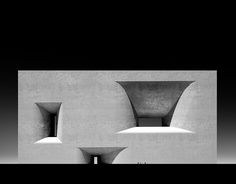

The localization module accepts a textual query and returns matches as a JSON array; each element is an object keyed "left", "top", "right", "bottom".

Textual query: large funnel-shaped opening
[
  {"left": 117, "top": 81, "right": 194, "bottom": 127},
  {"left": 79, "top": 147, "right": 126, "bottom": 164}
]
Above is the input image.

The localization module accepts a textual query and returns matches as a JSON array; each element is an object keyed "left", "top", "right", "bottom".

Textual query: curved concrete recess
[
  {"left": 117, "top": 81, "right": 194, "bottom": 126},
  {"left": 79, "top": 147, "right": 126, "bottom": 164}
]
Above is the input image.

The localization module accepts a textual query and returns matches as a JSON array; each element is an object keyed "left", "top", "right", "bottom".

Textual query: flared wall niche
[
  {"left": 34, "top": 102, "right": 63, "bottom": 144},
  {"left": 117, "top": 81, "right": 194, "bottom": 133},
  {"left": 79, "top": 147, "right": 127, "bottom": 164}
]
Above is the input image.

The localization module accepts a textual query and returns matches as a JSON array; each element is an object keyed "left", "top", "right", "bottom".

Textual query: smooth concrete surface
[{"left": 18, "top": 71, "right": 217, "bottom": 163}]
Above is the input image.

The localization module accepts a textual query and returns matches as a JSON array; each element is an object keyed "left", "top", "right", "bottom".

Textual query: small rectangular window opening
[
  {"left": 90, "top": 155, "right": 102, "bottom": 164},
  {"left": 94, "top": 156, "right": 98, "bottom": 164}
]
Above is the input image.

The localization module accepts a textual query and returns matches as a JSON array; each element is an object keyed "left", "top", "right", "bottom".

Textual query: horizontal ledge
[
  {"left": 117, "top": 127, "right": 193, "bottom": 134},
  {"left": 34, "top": 137, "right": 62, "bottom": 144}
]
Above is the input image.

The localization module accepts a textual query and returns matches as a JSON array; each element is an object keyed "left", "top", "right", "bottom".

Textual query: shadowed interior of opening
[
  {"left": 138, "top": 117, "right": 163, "bottom": 127},
  {"left": 48, "top": 113, "right": 57, "bottom": 137}
]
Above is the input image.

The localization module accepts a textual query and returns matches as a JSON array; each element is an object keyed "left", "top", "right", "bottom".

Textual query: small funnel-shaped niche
[
  {"left": 35, "top": 102, "right": 62, "bottom": 143},
  {"left": 79, "top": 147, "right": 126, "bottom": 164}
]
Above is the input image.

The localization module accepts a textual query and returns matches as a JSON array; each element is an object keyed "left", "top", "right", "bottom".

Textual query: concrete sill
[
  {"left": 117, "top": 127, "right": 193, "bottom": 134},
  {"left": 34, "top": 137, "right": 62, "bottom": 144}
]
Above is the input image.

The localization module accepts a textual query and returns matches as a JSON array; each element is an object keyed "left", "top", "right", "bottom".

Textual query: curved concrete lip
[
  {"left": 117, "top": 127, "right": 193, "bottom": 134},
  {"left": 79, "top": 147, "right": 127, "bottom": 155}
]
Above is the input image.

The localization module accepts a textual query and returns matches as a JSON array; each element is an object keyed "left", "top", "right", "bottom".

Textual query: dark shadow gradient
[{"left": 0, "top": 70, "right": 18, "bottom": 163}]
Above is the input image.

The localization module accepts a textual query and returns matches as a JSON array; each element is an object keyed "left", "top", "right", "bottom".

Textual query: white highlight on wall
[
  {"left": 34, "top": 137, "right": 62, "bottom": 144},
  {"left": 117, "top": 127, "right": 193, "bottom": 134},
  {"left": 94, "top": 156, "right": 98, "bottom": 164}
]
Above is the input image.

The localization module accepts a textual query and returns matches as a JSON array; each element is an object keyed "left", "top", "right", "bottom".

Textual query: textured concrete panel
[{"left": 18, "top": 71, "right": 217, "bottom": 163}]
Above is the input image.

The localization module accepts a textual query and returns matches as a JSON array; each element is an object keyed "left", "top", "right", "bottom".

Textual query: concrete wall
[{"left": 18, "top": 71, "right": 217, "bottom": 163}]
